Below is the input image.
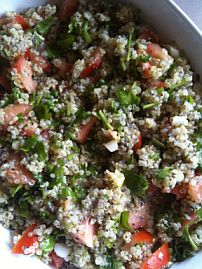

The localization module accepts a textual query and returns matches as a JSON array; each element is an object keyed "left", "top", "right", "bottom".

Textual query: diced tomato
[
  {"left": 29, "top": 51, "right": 51, "bottom": 73},
  {"left": 188, "top": 175, "right": 202, "bottom": 203},
  {"left": 41, "top": 129, "right": 50, "bottom": 140},
  {"left": 141, "top": 62, "right": 153, "bottom": 79},
  {"left": 6, "top": 152, "right": 35, "bottom": 185},
  {"left": 147, "top": 43, "right": 167, "bottom": 61},
  {"left": 71, "top": 218, "right": 96, "bottom": 248},
  {"left": 181, "top": 212, "right": 198, "bottom": 228},
  {"left": 132, "top": 134, "right": 142, "bottom": 153},
  {"left": 3, "top": 104, "right": 32, "bottom": 125},
  {"left": 128, "top": 203, "right": 149, "bottom": 230},
  {"left": 21, "top": 120, "right": 37, "bottom": 137},
  {"left": 123, "top": 230, "right": 155, "bottom": 251},
  {"left": 141, "top": 243, "right": 170, "bottom": 269},
  {"left": 54, "top": 59, "right": 73, "bottom": 75},
  {"left": 149, "top": 80, "right": 165, "bottom": 88},
  {"left": 170, "top": 183, "right": 188, "bottom": 200},
  {"left": 12, "top": 224, "right": 38, "bottom": 254},
  {"left": 76, "top": 116, "right": 97, "bottom": 144},
  {"left": 148, "top": 181, "right": 159, "bottom": 194},
  {"left": 51, "top": 251, "right": 64, "bottom": 269},
  {"left": 24, "top": 48, "right": 31, "bottom": 59},
  {"left": 13, "top": 56, "right": 36, "bottom": 94},
  {"left": 14, "top": 15, "right": 30, "bottom": 30},
  {"left": 80, "top": 48, "right": 103, "bottom": 78},
  {"left": 59, "top": 0, "right": 80, "bottom": 22},
  {"left": 138, "top": 30, "right": 159, "bottom": 43}
]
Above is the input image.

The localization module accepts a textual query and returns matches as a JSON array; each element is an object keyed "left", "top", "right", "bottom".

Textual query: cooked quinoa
[{"left": 0, "top": 1, "right": 202, "bottom": 269}]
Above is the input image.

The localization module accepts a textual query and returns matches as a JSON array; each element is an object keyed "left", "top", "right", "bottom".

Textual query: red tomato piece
[
  {"left": 29, "top": 52, "right": 51, "bottom": 73},
  {"left": 138, "top": 30, "right": 159, "bottom": 43},
  {"left": 14, "top": 15, "right": 30, "bottom": 30},
  {"left": 54, "top": 59, "right": 73, "bottom": 75},
  {"left": 170, "top": 183, "right": 188, "bottom": 200},
  {"left": 149, "top": 80, "right": 165, "bottom": 88},
  {"left": 71, "top": 218, "right": 96, "bottom": 248},
  {"left": 12, "top": 224, "right": 38, "bottom": 254},
  {"left": 41, "top": 129, "right": 50, "bottom": 140},
  {"left": 123, "top": 231, "right": 155, "bottom": 251},
  {"left": 51, "top": 251, "right": 64, "bottom": 269},
  {"left": 141, "top": 243, "right": 170, "bottom": 269},
  {"left": 132, "top": 134, "right": 142, "bottom": 152},
  {"left": 181, "top": 212, "right": 198, "bottom": 228},
  {"left": 148, "top": 181, "right": 159, "bottom": 194},
  {"left": 21, "top": 120, "right": 37, "bottom": 137},
  {"left": 76, "top": 116, "right": 97, "bottom": 144},
  {"left": 6, "top": 152, "right": 35, "bottom": 185},
  {"left": 128, "top": 203, "right": 149, "bottom": 230},
  {"left": 3, "top": 104, "right": 32, "bottom": 125},
  {"left": 14, "top": 56, "right": 36, "bottom": 94},
  {"left": 188, "top": 175, "right": 202, "bottom": 203},
  {"left": 80, "top": 48, "right": 103, "bottom": 78},
  {"left": 147, "top": 43, "right": 167, "bottom": 61},
  {"left": 59, "top": 0, "right": 80, "bottom": 22},
  {"left": 141, "top": 62, "right": 153, "bottom": 79}
]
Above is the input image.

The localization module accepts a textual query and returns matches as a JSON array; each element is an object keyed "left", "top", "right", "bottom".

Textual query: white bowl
[{"left": 0, "top": 1, "right": 201, "bottom": 268}]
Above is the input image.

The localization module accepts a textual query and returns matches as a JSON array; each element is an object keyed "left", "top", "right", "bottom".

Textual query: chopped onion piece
[{"left": 104, "top": 139, "right": 118, "bottom": 152}]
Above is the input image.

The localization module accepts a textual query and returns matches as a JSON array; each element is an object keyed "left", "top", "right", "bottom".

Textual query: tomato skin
[
  {"left": 170, "top": 183, "right": 188, "bottom": 200},
  {"left": 3, "top": 104, "right": 32, "bottom": 125},
  {"left": 14, "top": 15, "right": 30, "bottom": 30},
  {"left": 41, "top": 129, "right": 50, "bottom": 140},
  {"left": 6, "top": 151, "right": 35, "bottom": 185},
  {"left": 147, "top": 43, "right": 166, "bottom": 60},
  {"left": 149, "top": 80, "right": 165, "bottom": 88},
  {"left": 51, "top": 251, "right": 64, "bottom": 269},
  {"left": 132, "top": 134, "right": 142, "bottom": 152},
  {"left": 141, "top": 243, "right": 170, "bottom": 269},
  {"left": 59, "top": 0, "right": 80, "bottom": 22},
  {"left": 12, "top": 224, "right": 38, "bottom": 254},
  {"left": 123, "top": 231, "right": 155, "bottom": 251},
  {"left": 25, "top": 49, "right": 51, "bottom": 73},
  {"left": 80, "top": 48, "right": 103, "bottom": 78},
  {"left": 76, "top": 116, "right": 97, "bottom": 144},
  {"left": 14, "top": 56, "right": 36, "bottom": 94},
  {"left": 128, "top": 203, "right": 149, "bottom": 230},
  {"left": 139, "top": 30, "right": 159, "bottom": 43},
  {"left": 20, "top": 120, "right": 37, "bottom": 137},
  {"left": 141, "top": 62, "right": 153, "bottom": 79},
  {"left": 181, "top": 212, "right": 198, "bottom": 228},
  {"left": 188, "top": 175, "right": 202, "bottom": 203}
]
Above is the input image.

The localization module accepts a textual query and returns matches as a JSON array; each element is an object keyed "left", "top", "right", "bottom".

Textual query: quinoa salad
[{"left": 0, "top": 0, "right": 202, "bottom": 268}]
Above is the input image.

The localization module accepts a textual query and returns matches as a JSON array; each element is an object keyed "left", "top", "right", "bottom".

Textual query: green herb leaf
[
  {"left": 143, "top": 102, "right": 160, "bottom": 110},
  {"left": 20, "top": 135, "right": 38, "bottom": 152},
  {"left": 40, "top": 235, "right": 55, "bottom": 254},
  {"left": 34, "top": 103, "right": 52, "bottom": 120},
  {"left": 46, "top": 44, "right": 61, "bottom": 59},
  {"left": 36, "top": 16, "right": 54, "bottom": 36},
  {"left": 57, "top": 35, "right": 75, "bottom": 50},
  {"left": 154, "top": 168, "right": 171, "bottom": 181},
  {"left": 100, "top": 256, "right": 123, "bottom": 269},
  {"left": 136, "top": 55, "right": 151, "bottom": 64},
  {"left": 196, "top": 207, "right": 202, "bottom": 219},
  {"left": 9, "top": 184, "right": 23, "bottom": 197},
  {"left": 120, "top": 211, "right": 131, "bottom": 230},
  {"left": 124, "top": 170, "right": 148, "bottom": 196},
  {"left": 152, "top": 137, "right": 165, "bottom": 148},
  {"left": 183, "top": 225, "right": 198, "bottom": 251},
  {"left": 97, "top": 110, "right": 113, "bottom": 130},
  {"left": 33, "top": 31, "right": 44, "bottom": 47}
]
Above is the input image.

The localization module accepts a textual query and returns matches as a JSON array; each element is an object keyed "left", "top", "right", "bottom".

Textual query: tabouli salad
[{"left": 0, "top": 0, "right": 202, "bottom": 268}]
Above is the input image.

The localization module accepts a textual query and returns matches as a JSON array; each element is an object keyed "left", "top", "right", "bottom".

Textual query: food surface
[{"left": 0, "top": 1, "right": 202, "bottom": 268}]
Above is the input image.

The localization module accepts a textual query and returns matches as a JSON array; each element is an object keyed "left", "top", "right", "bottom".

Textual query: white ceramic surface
[{"left": 0, "top": 1, "right": 202, "bottom": 268}]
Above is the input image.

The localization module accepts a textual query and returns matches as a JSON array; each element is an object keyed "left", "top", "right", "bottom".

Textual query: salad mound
[{"left": 0, "top": 1, "right": 201, "bottom": 269}]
